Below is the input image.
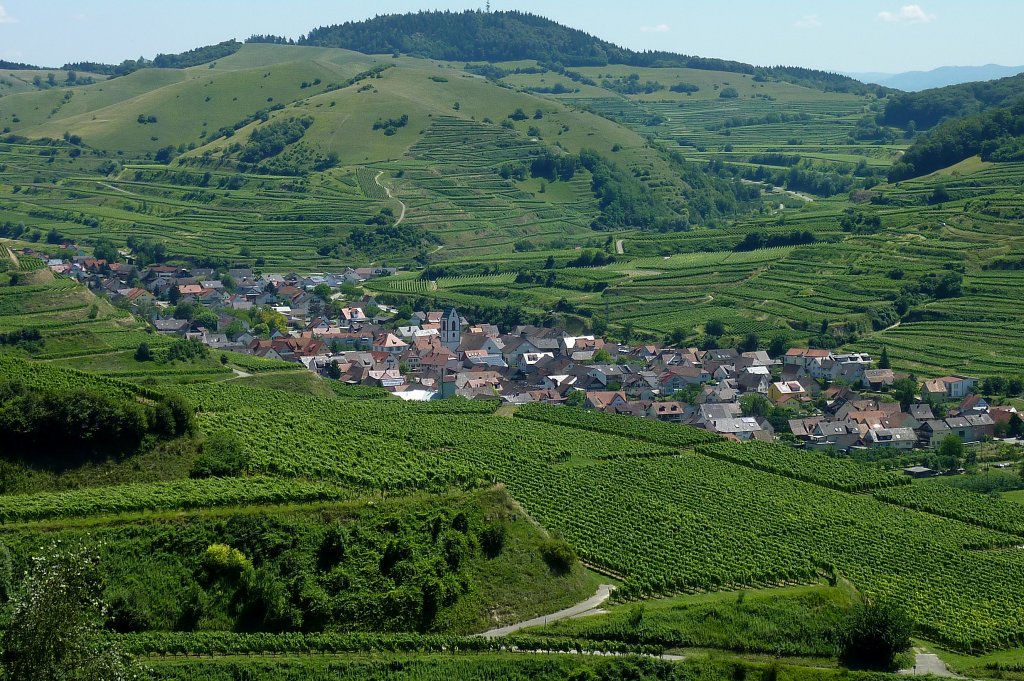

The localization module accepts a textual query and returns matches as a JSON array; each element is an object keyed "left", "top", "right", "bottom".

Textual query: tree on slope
[
  {"left": 1, "top": 543, "right": 147, "bottom": 680},
  {"left": 840, "top": 598, "right": 912, "bottom": 670}
]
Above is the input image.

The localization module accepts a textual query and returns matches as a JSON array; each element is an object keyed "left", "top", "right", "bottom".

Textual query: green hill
[
  {"left": 890, "top": 99, "right": 1024, "bottom": 179},
  {"left": 883, "top": 71, "right": 1024, "bottom": 128},
  {"left": 260, "top": 10, "right": 878, "bottom": 95}
]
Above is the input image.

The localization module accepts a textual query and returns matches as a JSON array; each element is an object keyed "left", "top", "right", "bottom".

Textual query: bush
[
  {"left": 191, "top": 430, "right": 249, "bottom": 478},
  {"left": 202, "top": 543, "right": 250, "bottom": 577},
  {"left": 134, "top": 342, "right": 152, "bottom": 362},
  {"left": 479, "top": 523, "right": 507, "bottom": 558},
  {"left": 539, "top": 539, "right": 577, "bottom": 575},
  {"left": 840, "top": 599, "right": 912, "bottom": 670}
]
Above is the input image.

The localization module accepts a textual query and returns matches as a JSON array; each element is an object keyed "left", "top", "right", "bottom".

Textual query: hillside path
[
  {"left": 899, "top": 651, "right": 962, "bottom": 677},
  {"left": 98, "top": 181, "right": 138, "bottom": 196},
  {"left": 477, "top": 584, "right": 615, "bottom": 638},
  {"left": 374, "top": 171, "right": 406, "bottom": 226},
  {"left": 615, "top": 239, "right": 624, "bottom": 255}
]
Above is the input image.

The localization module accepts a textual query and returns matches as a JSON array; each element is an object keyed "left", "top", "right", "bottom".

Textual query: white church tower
[{"left": 440, "top": 306, "right": 461, "bottom": 352}]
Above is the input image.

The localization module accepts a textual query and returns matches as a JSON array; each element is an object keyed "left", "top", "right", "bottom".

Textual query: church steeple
[{"left": 441, "top": 306, "right": 461, "bottom": 351}]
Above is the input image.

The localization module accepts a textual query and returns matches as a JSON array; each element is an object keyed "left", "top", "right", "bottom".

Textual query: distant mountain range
[{"left": 845, "top": 64, "right": 1024, "bottom": 92}]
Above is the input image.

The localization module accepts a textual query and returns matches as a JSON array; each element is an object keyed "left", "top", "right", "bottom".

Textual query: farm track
[
  {"left": 375, "top": 170, "right": 406, "bottom": 226},
  {"left": 5, "top": 247, "right": 20, "bottom": 269},
  {"left": 98, "top": 181, "right": 138, "bottom": 196},
  {"left": 478, "top": 584, "right": 615, "bottom": 638},
  {"left": 899, "top": 651, "right": 962, "bottom": 678}
]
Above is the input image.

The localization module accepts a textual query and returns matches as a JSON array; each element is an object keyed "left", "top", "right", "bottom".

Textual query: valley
[{"left": 1, "top": 8, "right": 1024, "bottom": 680}]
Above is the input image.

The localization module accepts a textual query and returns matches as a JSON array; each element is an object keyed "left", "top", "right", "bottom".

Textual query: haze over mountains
[{"left": 847, "top": 64, "right": 1024, "bottom": 92}]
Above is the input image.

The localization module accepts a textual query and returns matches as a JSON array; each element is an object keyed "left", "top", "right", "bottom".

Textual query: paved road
[
  {"left": 478, "top": 584, "right": 615, "bottom": 638},
  {"left": 900, "top": 652, "right": 962, "bottom": 677},
  {"left": 375, "top": 171, "right": 407, "bottom": 225}
]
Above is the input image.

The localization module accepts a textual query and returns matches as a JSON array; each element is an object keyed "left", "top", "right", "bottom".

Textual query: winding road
[
  {"left": 478, "top": 584, "right": 615, "bottom": 638},
  {"left": 374, "top": 171, "right": 407, "bottom": 226}
]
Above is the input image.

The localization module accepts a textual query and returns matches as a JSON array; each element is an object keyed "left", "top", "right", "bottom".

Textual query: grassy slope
[
  {"left": 527, "top": 583, "right": 855, "bottom": 659},
  {"left": 0, "top": 46, "right": 382, "bottom": 154}
]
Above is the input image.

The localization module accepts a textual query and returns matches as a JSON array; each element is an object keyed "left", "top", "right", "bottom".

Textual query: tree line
[
  {"left": 0, "top": 378, "right": 192, "bottom": 459},
  {"left": 62, "top": 40, "right": 242, "bottom": 77}
]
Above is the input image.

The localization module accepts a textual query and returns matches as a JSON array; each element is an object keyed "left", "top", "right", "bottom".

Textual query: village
[{"left": 45, "top": 249, "right": 1023, "bottom": 468}]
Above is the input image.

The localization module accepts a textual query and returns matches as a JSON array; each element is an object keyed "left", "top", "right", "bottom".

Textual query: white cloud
[
  {"left": 794, "top": 14, "right": 821, "bottom": 29},
  {"left": 878, "top": 4, "right": 936, "bottom": 23},
  {"left": 0, "top": 5, "right": 16, "bottom": 24},
  {"left": 640, "top": 24, "right": 671, "bottom": 33}
]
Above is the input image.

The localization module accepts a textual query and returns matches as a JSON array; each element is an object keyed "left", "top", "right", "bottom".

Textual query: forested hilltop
[
  {"left": 891, "top": 99, "right": 1024, "bottom": 180},
  {"left": 883, "top": 72, "right": 1024, "bottom": 179},
  {"left": 248, "top": 10, "right": 879, "bottom": 94},
  {"left": 884, "top": 70, "right": 1024, "bottom": 128}
]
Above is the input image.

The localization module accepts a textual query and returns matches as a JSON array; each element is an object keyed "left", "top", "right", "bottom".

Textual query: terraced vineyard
[
  {"left": 515, "top": 402, "right": 721, "bottom": 448},
  {"left": 0, "top": 476, "right": 353, "bottom": 522},
  {"left": 875, "top": 481, "right": 1024, "bottom": 536},
  {"left": 695, "top": 441, "right": 909, "bottom": 493},
  {"left": 126, "top": 380, "right": 1024, "bottom": 653},
  {"left": 398, "top": 117, "right": 601, "bottom": 259}
]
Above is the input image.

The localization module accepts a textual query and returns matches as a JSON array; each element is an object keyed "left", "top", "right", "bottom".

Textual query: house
[
  {"left": 943, "top": 417, "right": 973, "bottom": 442},
  {"left": 784, "top": 348, "right": 832, "bottom": 375},
  {"left": 737, "top": 366, "right": 771, "bottom": 394},
  {"left": 339, "top": 307, "right": 367, "bottom": 323},
  {"left": 864, "top": 427, "right": 917, "bottom": 450},
  {"left": 372, "top": 333, "right": 408, "bottom": 355},
  {"left": 153, "top": 318, "right": 190, "bottom": 335},
  {"left": 659, "top": 365, "right": 710, "bottom": 392},
  {"left": 956, "top": 394, "right": 989, "bottom": 416},
  {"left": 646, "top": 401, "right": 687, "bottom": 423},
  {"left": 177, "top": 284, "right": 204, "bottom": 297},
  {"left": 542, "top": 374, "right": 577, "bottom": 391},
  {"left": 458, "top": 333, "right": 504, "bottom": 357},
  {"left": 904, "top": 466, "right": 936, "bottom": 479},
  {"left": 829, "top": 352, "right": 872, "bottom": 382},
  {"left": 518, "top": 352, "right": 554, "bottom": 372},
  {"left": 918, "top": 419, "right": 951, "bottom": 448},
  {"left": 922, "top": 375, "right": 978, "bottom": 401},
  {"left": 908, "top": 404, "right": 935, "bottom": 422},
  {"left": 588, "top": 364, "right": 627, "bottom": 388},
  {"left": 117, "top": 287, "right": 155, "bottom": 306},
  {"left": 789, "top": 416, "right": 825, "bottom": 440},
  {"left": 741, "top": 350, "right": 777, "bottom": 367},
  {"left": 807, "top": 421, "right": 863, "bottom": 451},
  {"left": 965, "top": 414, "right": 996, "bottom": 441},
  {"left": 705, "top": 416, "right": 773, "bottom": 441},
  {"left": 768, "top": 381, "right": 807, "bottom": 404},
  {"left": 585, "top": 391, "right": 628, "bottom": 412},
  {"left": 622, "top": 372, "right": 661, "bottom": 400},
  {"left": 862, "top": 369, "right": 895, "bottom": 391},
  {"left": 694, "top": 403, "right": 743, "bottom": 427},
  {"left": 698, "top": 382, "right": 740, "bottom": 404},
  {"left": 501, "top": 336, "right": 540, "bottom": 367}
]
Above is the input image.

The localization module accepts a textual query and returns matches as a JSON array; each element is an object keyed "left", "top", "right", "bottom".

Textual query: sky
[{"left": 1, "top": 1, "right": 1022, "bottom": 74}]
